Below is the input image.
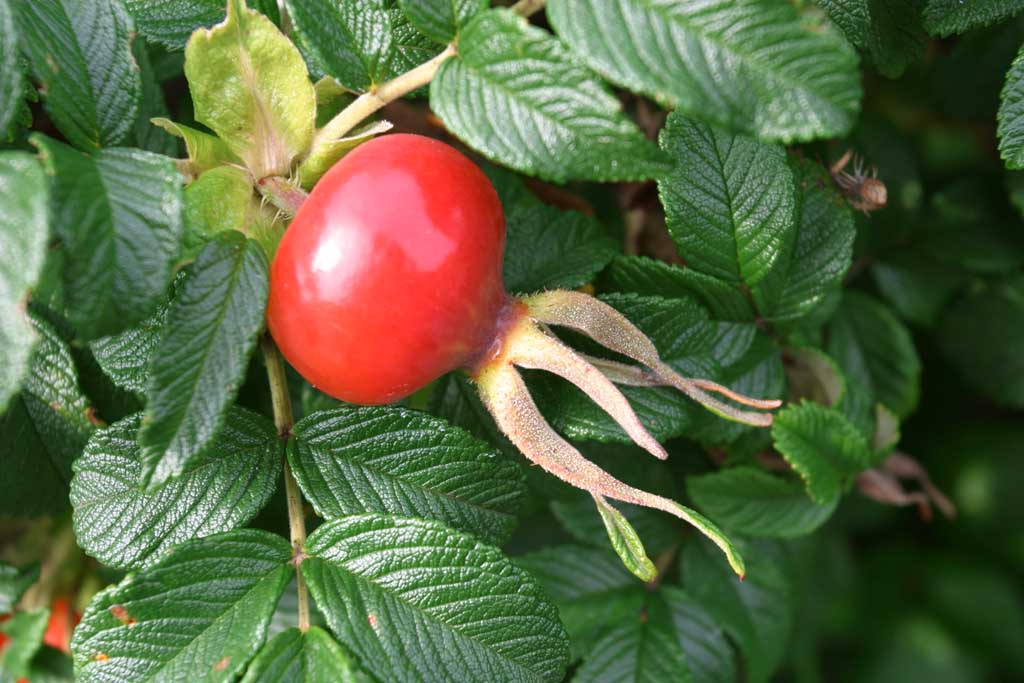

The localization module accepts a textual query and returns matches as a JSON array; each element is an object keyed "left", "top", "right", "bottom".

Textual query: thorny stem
[
  {"left": 257, "top": 176, "right": 308, "bottom": 217},
  {"left": 310, "top": 0, "right": 547, "bottom": 149},
  {"left": 261, "top": 334, "right": 310, "bottom": 632}
]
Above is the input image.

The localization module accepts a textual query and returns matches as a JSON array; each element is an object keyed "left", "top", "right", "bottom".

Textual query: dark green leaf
[
  {"left": 570, "top": 595, "right": 688, "bottom": 683},
  {"left": 937, "top": 275, "right": 1024, "bottom": 409},
  {"left": 999, "top": 43, "right": 1024, "bottom": 169},
  {"left": 771, "top": 401, "right": 873, "bottom": 504},
  {"left": 600, "top": 256, "right": 755, "bottom": 322},
  {"left": 90, "top": 291, "right": 174, "bottom": 395},
  {"left": 517, "top": 545, "right": 643, "bottom": 662},
  {"left": 686, "top": 466, "right": 837, "bottom": 538},
  {"left": 826, "top": 292, "right": 921, "bottom": 419},
  {"left": 0, "top": 608, "right": 49, "bottom": 679},
  {"left": 131, "top": 39, "right": 178, "bottom": 156},
  {"left": 126, "top": 0, "right": 282, "bottom": 50},
  {"left": 0, "top": 152, "right": 48, "bottom": 411},
  {"left": 660, "top": 588, "right": 735, "bottom": 683},
  {"left": 431, "top": 8, "right": 669, "bottom": 182},
  {"left": 285, "top": 0, "right": 394, "bottom": 92},
  {"left": 12, "top": 0, "right": 141, "bottom": 149},
  {"left": 680, "top": 538, "right": 793, "bottom": 683},
  {"left": 504, "top": 204, "right": 617, "bottom": 294},
  {"left": 816, "top": 0, "right": 927, "bottom": 78},
  {"left": 0, "top": 0, "right": 24, "bottom": 138},
  {"left": 32, "top": 136, "right": 184, "bottom": 341},
  {"left": 0, "top": 399, "right": 69, "bottom": 517},
  {"left": 548, "top": 0, "right": 861, "bottom": 142},
  {"left": 0, "top": 562, "right": 38, "bottom": 613},
  {"left": 657, "top": 113, "right": 795, "bottom": 286},
  {"left": 288, "top": 405, "right": 524, "bottom": 544},
  {"left": 241, "top": 627, "right": 357, "bottom": 683},
  {"left": 19, "top": 313, "right": 96, "bottom": 481},
  {"left": 71, "top": 530, "right": 291, "bottom": 683},
  {"left": 303, "top": 514, "right": 570, "bottom": 683},
  {"left": 869, "top": 252, "right": 968, "bottom": 326},
  {"left": 139, "top": 233, "right": 268, "bottom": 486},
  {"left": 398, "top": 0, "right": 485, "bottom": 43},
  {"left": 752, "top": 158, "right": 855, "bottom": 323},
  {"left": 71, "top": 408, "right": 281, "bottom": 569},
  {"left": 924, "top": 0, "right": 1024, "bottom": 36}
]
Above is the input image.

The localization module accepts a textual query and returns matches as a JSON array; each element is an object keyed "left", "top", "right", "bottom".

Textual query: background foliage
[{"left": 1, "top": 0, "right": 1023, "bottom": 682}]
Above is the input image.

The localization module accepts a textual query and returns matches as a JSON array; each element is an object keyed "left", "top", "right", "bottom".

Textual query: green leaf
[
  {"left": 185, "top": 0, "right": 315, "bottom": 177},
  {"left": 131, "top": 40, "right": 177, "bottom": 156},
  {"left": 288, "top": 405, "right": 525, "bottom": 544},
  {"left": 826, "top": 292, "right": 921, "bottom": 419},
  {"left": 547, "top": 0, "right": 861, "bottom": 142},
  {"left": 752, "top": 158, "right": 855, "bottom": 322},
  {"left": 302, "top": 514, "right": 570, "bottom": 683},
  {"left": 687, "top": 466, "right": 837, "bottom": 538},
  {"left": 0, "top": 399, "right": 70, "bottom": 517},
  {"left": 19, "top": 313, "right": 97, "bottom": 481},
  {"left": 659, "top": 588, "right": 735, "bottom": 683},
  {"left": 139, "top": 233, "right": 269, "bottom": 487},
  {"left": 0, "top": 152, "right": 48, "bottom": 412},
  {"left": 657, "top": 113, "right": 795, "bottom": 286},
  {"left": 816, "top": 0, "right": 927, "bottom": 78},
  {"left": 771, "top": 401, "right": 873, "bottom": 504},
  {"left": 593, "top": 497, "right": 657, "bottom": 583},
  {"left": 12, "top": 0, "right": 140, "bottom": 149},
  {"left": 0, "top": 608, "right": 49, "bottom": 680},
  {"left": 937, "top": 275, "right": 1024, "bottom": 409},
  {"left": 600, "top": 256, "right": 755, "bottom": 322},
  {"left": 389, "top": 8, "right": 445, "bottom": 78},
  {"left": 398, "top": 0, "right": 485, "bottom": 42},
  {"left": 71, "top": 530, "right": 291, "bottom": 683},
  {"left": 127, "top": 0, "right": 280, "bottom": 51},
  {"left": 284, "top": 0, "right": 394, "bottom": 92},
  {"left": 869, "top": 252, "right": 968, "bottom": 326},
  {"left": 0, "top": 0, "right": 24, "bottom": 138},
  {"left": 570, "top": 596, "right": 689, "bottom": 683},
  {"left": 783, "top": 346, "right": 846, "bottom": 407},
  {"left": 151, "top": 118, "right": 242, "bottom": 176},
  {"left": 999, "top": 44, "right": 1024, "bottom": 169},
  {"left": 516, "top": 545, "right": 643, "bottom": 662},
  {"left": 32, "top": 136, "right": 184, "bottom": 341},
  {"left": 431, "top": 8, "right": 669, "bottom": 182},
  {"left": 241, "top": 627, "right": 357, "bottom": 683},
  {"left": 183, "top": 165, "right": 284, "bottom": 258},
  {"left": 71, "top": 409, "right": 281, "bottom": 570},
  {"left": 504, "top": 204, "right": 617, "bottom": 294},
  {"left": 0, "top": 563, "right": 39, "bottom": 613},
  {"left": 680, "top": 538, "right": 793, "bottom": 683},
  {"left": 924, "top": 0, "right": 1024, "bottom": 36},
  {"left": 90, "top": 288, "right": 176, "bottom": 395}
]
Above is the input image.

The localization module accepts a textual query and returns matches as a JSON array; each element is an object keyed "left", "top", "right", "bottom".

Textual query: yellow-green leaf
[{"left": 184, "top": 0, "right": 314, "bottom": 177}]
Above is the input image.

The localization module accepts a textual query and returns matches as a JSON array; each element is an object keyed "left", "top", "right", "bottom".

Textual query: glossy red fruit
[{"left": 268, "top": 134, "right": 508, "bottom": 404}]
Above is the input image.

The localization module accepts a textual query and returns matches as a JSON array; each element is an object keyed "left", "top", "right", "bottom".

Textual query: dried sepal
[
  {"left": 475, "top": 359, "right": 745, "bottom": 577},
  {"left": 504, "top": 321, "right": 667, "bottom": 460},
  {"left": 523, "top": 290, "right": 780, "bottom": 426}
]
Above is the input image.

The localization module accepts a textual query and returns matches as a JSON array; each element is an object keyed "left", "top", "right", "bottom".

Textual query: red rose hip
[
  {"left": 266, "top": 133, "right": 780, "bottom": 577},
  {"left": 267, "top": 134, "right": 509, "bottom": 404}
]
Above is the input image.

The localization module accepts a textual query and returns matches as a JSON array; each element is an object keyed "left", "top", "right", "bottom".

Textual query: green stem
[{"left": 261, "top": 334, "right": 310, "bottom": 632}]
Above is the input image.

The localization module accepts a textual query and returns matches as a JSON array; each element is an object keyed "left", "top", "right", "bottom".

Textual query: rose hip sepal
[{"left": 267, "top": 134, "right": 781, "bottom": 577}]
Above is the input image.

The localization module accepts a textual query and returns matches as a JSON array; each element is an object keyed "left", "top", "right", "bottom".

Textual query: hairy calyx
[{"left": 473, "top": 290, "right": 781, "bottom": 577}]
